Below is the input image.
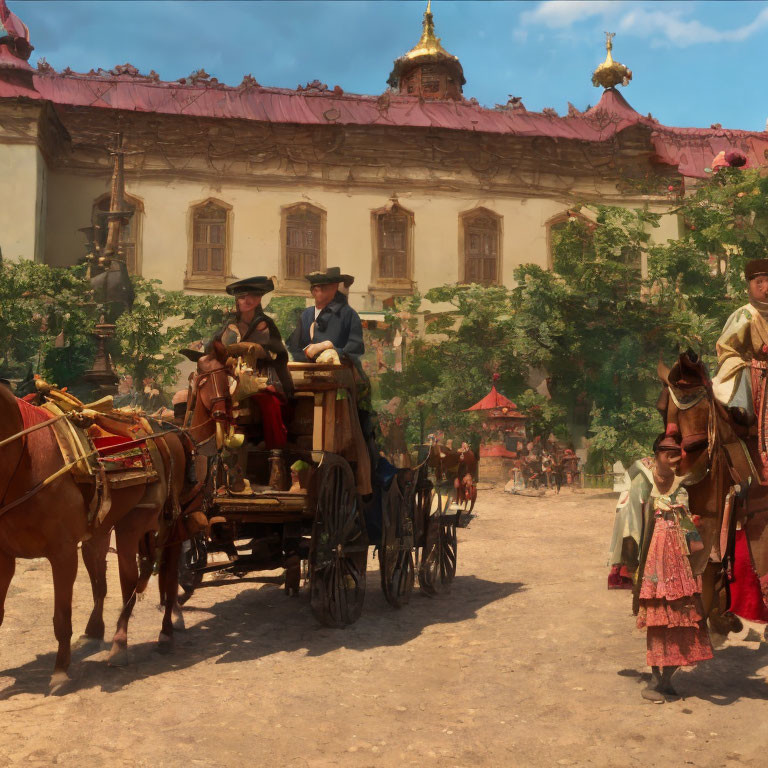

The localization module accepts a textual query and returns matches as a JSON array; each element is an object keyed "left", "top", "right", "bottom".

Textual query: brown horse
[
  {"left": 657, "top": 352, "right": 768, "bottom": 631},
  {"left": 0, "top": 384, "right": 187, "bottom": 691}
]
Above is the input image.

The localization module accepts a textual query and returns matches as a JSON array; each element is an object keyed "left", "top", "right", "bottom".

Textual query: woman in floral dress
[{"left": 634, "top": 429, "right": 713, "bottom": 702}]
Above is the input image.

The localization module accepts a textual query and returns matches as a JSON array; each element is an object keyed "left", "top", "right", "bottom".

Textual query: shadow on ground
[
  {"left": 616, "top": 642, "right": 768, "bottom": 704},
  {"left": 0, "top": 575, "right": 524, "bottom": 698}
]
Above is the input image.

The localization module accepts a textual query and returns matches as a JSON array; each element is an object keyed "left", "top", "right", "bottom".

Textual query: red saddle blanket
[
  {"left": 92, "top": 434, "right": 154, "bottom": 473},
  {"left": 17, "top": 396, "right": 53, "bottom": 429}
]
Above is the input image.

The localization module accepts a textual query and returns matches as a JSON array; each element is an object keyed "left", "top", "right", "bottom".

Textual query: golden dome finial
[
  {"left": 404, "top": 0, "right": 450, "bottom": 60},
  {"left": 387, "top": 0, "right": 465, "bottom": 97},
  {"left": 591, "top": 31, "right": 632, "bottom": 89}
]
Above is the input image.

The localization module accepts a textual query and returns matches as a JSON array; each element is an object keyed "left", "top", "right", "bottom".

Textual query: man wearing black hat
[
  {"left": 287, "top": 267, "right": 364, "bottom": 363},
  {"left": 713, "top": 259, "right": 768, "bottom": 478},
  {"left": 210, "top": 276, "right": 293, "bottom": 450},
  {"left": 288, "top": 268, "right": 380, "bottom": 491}
]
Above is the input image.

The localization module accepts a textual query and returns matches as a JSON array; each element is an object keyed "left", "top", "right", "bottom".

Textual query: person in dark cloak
[{"left": 209, "top": 276, "right": 294, "bottom": 451}]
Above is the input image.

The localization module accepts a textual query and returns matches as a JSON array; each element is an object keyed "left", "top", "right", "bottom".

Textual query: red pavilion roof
[{"left": 465, "top": 386, "right": 524, "bottom": 416}]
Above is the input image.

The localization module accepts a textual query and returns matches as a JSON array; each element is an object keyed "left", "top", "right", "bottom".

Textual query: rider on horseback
[{"left": 712, "top": 258, "right": 768, "bottom": 481}]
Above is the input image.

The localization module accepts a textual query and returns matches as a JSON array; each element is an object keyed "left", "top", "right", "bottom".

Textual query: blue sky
[{"left": 12, "top": 0, "right": 768, "bottom": 131}]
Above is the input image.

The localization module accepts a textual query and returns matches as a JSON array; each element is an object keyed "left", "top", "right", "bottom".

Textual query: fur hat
[{"left": 745, "top": 259, "right": 768, "bottom": 281}]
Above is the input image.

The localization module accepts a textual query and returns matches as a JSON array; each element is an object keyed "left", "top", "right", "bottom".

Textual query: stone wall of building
[
  {"left": 0, "top": 102, "right": 48, "bottom": 263},
  {"left": 40, "top": 167, "right": 681, "bottom": 308}
]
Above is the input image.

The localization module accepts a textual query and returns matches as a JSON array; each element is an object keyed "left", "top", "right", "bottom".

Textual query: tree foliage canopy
[
  {"left": 378, "top": 168, "right": 768, "bottom": 467},
  {"left": 0, "top": 264, "right": 302, "bottom": 397}
]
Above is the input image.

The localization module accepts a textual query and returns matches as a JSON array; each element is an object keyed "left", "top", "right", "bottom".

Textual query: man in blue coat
[
  {"left": 287, "top": 267, "right": 364, "bottom": 363},
  {"left": 288, "top": 267, "right": 378, "bottom": 486}
]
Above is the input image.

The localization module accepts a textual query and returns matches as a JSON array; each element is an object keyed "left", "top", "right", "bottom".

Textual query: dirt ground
[{"left": 1, "top": 487, "right": 767, "bottom": 768}]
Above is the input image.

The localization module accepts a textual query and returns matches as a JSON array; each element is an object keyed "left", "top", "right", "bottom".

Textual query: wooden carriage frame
[{"left": 182, "top": 362, "right": 459, "bottom": 627}]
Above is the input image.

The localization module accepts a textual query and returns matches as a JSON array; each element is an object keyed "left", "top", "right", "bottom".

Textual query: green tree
[
  {"left": 0, "top": 260, "right": 98, "bottom": 389},
  {"left": 377, "top": 287, "right": 526, "bottom": 446},
  {"left": 266, "top": 295, "right": 305, "bottom": 341}
]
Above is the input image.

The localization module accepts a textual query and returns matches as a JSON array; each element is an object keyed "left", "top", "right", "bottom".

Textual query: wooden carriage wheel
[
  {"left": 178, "top": 533, "right": 207, "bottom": 605},
  {"left": 379, "top": 470, "right": 415, "bottom": 608},
  {"left": 417, "top": 485, "right": 458, "bottom": 596},
  {"left": 309, "top": 455, "right": 368, "bottom": 627}
]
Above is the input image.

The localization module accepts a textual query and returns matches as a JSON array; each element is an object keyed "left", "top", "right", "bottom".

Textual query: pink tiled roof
[{"left": 1, "top": 37, "right": 767, "bottom": 179}]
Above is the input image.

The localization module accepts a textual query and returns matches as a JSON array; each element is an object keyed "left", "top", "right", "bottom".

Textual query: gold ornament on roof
[
  {"left": 404, "top": 0, "right": 456, "bottom": 62},
  {"left": 591, "top": 32, "right": 632, "bottom": 89}
]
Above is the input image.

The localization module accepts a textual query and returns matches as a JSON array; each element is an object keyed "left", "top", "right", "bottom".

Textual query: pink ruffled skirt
[{"left": 636, "top": 517, "right": 713, "bottom": 667}]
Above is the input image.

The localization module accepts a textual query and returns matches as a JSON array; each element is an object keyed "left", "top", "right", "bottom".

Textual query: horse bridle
[{"left": 194, "top": 364, "right": 233, "bottom": 424}]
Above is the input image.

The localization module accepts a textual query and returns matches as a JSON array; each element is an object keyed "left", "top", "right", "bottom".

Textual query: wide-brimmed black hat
[
  {"left": 305, "top": 266, "right": 354, "bottom": 287},
  {"left": 745, "top": 260, "right": 768, "bottom": 281},
  {"left": 225, "top": 276, "right": 275, "bottom": 296}
]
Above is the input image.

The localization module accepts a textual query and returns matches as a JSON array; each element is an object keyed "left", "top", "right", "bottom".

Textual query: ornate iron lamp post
[{"left": 81, "top": 133, "right": 136, "bottom": 396}]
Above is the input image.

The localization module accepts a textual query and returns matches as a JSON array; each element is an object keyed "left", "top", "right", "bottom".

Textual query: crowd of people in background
[{"left": 506, "top": 435, "right": 581, "bottom": 493}]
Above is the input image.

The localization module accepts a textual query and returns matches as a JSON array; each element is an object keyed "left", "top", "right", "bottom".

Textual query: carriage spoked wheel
[
  {"left": 412, "top": 465, "right": 433, "bottom": 545},
  {"left": 379, "top": 471, "right": 415, "bottom": 608},
  {"left": 417, "top": 485, "right": 458, "bottom": 596},
  {"left": 309, "top": 455, "right": 368, "bottom": 627},
  {"left": 178, "top": 532, "right": 207, "bottom": 605}
]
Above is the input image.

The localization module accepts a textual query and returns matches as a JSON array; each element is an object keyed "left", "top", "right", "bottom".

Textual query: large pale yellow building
[{"left": 2, "top": 1, "right": 768, "bottom": 312}]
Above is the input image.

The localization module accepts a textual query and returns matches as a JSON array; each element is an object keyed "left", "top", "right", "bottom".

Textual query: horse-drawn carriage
[{"left": 181, "top": 357, "right": 460, "bottom": 627}]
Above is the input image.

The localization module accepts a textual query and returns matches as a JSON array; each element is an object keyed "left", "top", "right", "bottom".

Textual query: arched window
[
  {"left": 281, "top": 203, "right": 325, "bottom": 281},
  {"left": 92, "top": 193, "right": 144, "bottom": 274},
  {"left": 185, "top": 198, "right": 233, "bottom": 290},
  {"left": 371, "top": 201, "right": 414, "bottom": 290},
  {"left": 460, "top": 208, "right": 501, "bottom": 285},
  {"left": 546, "top": 210, "right": 595, "bottom": 271}
]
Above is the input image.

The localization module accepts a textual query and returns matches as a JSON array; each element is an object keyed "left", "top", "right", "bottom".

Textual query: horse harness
[{"left": 0, "top": 400, "right": 199, "bottom": 522}]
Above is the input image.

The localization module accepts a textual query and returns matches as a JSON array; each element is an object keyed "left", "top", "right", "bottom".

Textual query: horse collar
[{"left": 667, "top": 386, "right": 706, "bottom": 411}]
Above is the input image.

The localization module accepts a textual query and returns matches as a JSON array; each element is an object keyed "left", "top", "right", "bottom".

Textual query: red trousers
[
  {"left": 730, "top": 530, "right": 768, "bottom": 623},
  {"left": 252, "top": 390, "right": 287, "bottom": 449}
]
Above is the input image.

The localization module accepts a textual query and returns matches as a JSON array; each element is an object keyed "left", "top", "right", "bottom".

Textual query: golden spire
[
  {"left": 404, "top": 0, "right": 454, "bottom": 61},
  {"left": 591, "top": 32, "right": 632, "bottom": 89}
]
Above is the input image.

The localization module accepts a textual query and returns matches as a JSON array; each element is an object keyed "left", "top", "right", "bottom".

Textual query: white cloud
[
  {"left": 520, "top": 1, "right": 622, "bottom": 29},
  {"left": 618, "top": 6, "right": 768, "bottom": 46},
  {"left": 521, "top": 1, "right": 768, "bottom": 47}
]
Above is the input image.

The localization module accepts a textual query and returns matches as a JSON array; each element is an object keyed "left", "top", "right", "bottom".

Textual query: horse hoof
[
  {"left": 157, "top": 633, "right": 174, "bottom": 654},
  {"left": 49, "top": 671, "right": 71, "bottom": 695},
  {"left": 107, "top": 644, "right": 129, "bottom": 667},
  {"left": 172, "top": 614, "right": 186, "bottom": 632}
]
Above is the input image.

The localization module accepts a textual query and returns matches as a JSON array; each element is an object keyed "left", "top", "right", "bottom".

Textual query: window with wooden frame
[
  {"left": 92, "top": 194, "right": 143, "bottom": 275},
  {"left": 185, "top": 199, "right": 233, "bottom": 291},
  {"left": 282, "top": 203, "right": 325, "bottom": 281},
  {"left": 372, "top": 203, "right": 413, "bottom": 288},
  {"left": 191, "top": 201, "right": 228, "bottom": 276},
  {"left": 461, "top": 208, "right": 501, "bottom": 285}
]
